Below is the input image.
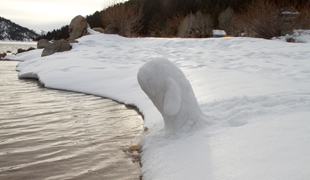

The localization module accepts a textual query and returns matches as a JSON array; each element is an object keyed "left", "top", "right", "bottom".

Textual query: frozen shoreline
[
  {"left": 0, "top": 61, "right": 143, "bottom": 180},
  {"left": 5, "top": 31, "right": 310, "bottom": 180},
  {"left": 0, "top": 41, "right": 37, "bottom": 54}
]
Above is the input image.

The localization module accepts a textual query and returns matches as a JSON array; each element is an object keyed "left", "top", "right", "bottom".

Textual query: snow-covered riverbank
[{"left": 6, "top": 30, "right": 310, "bottom": 180}]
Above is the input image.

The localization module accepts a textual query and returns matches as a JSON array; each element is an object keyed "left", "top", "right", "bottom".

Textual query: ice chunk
[{"left": 137, "top": 58, "right": 210, "bottom": 134}]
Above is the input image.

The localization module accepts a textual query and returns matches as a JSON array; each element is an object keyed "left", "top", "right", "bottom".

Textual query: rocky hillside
[{"left": 0, "top": 17, "right": 39, "bottom": 41}]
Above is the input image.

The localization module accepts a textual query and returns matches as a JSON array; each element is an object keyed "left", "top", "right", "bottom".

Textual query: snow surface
[
  {"left": 273, "top": 29, "right": 310, "bottom": 43},
  {"left": 7, "top": 31, "right": 310, "bottom": 180}
]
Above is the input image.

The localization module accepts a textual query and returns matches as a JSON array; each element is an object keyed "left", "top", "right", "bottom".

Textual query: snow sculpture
[{"left": 138, "top": 58, "right": 209, "bottom": 133}]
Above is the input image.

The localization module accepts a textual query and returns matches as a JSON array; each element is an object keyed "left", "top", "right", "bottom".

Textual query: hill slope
[{"left": 0, "top": 17, "right": 39, "bottom": 41}]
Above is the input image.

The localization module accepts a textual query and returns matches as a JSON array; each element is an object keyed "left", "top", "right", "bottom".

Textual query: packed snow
[{"left": 6, "top": 29, "right": 310, "bottom": 180}]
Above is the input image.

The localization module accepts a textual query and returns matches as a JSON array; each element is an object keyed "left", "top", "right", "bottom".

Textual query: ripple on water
[{"left": 0, "top": 61, "right": 143, "bottom": 180}]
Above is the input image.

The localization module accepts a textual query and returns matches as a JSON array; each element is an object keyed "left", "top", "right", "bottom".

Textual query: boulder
[
  {"left": 16, "top": 47, "right": 36, "bottom": 55},
  {"left": 92, "top": 27, "right": 104, "bottom": 33},
  {"left": 41, "top": 39, "right": 71, "bottom": 57},
  {"left": 27, "top": 47, "right": 36, "bottom": 51},
  {"left": 37, "top": 39, "right": 51, "bottom": 49},
  {"left": 17, "top": 48, "right": 27, "bottom": 54},
  {"left": 58, "top": 40, "right": 71, "bottom": 52},
  {"left": 0, "top": 53, "right": 6, "bottom": 59},
  {"left": 68, "top": 15, "right": 88, "bottom": 40}
]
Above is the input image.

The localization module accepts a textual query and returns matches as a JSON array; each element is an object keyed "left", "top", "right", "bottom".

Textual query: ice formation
[{"left": 137, "top": 58, "right": 209, "bottom": 133}]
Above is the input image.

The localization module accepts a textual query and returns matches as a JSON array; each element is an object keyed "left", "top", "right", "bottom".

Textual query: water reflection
[
  {"left": 0, "top": 61, "right": 143, "bottom": 180},
  {"left": 0, "top": 42, "right": 36, "bottom": 54}
]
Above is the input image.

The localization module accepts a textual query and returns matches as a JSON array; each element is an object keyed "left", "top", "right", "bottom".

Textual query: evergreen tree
[
  {"left": 86, "top": 11, "right": 104, "bottom": 28},
  {"left": 35, "top": 25, "right": 69, "bottom": 41}
]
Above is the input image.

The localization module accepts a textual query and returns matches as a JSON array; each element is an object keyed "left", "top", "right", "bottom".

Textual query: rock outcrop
[
  {"left": 37, "top": 15, "right": 92, "bottom": 57},
  {"left": 17, "top": 48, "right": 27, "bottom": 54},
  {"left": 68, "top": 15, "right": 89, "bottom": 40},
  {"left": 0, "top": 53, "right": 6, "bottom": 59},
  {"left": 37, "top": 39, "right": 51, "bottom": 49},
  {"left": 14, "top": 47, "right": 36, "bottom": 55},
  {"left": 92, "top": 27, "right": 104, "bottom": 33},
  {"left": 41, "top": 39, "right": 71, "bottom": 57},
  {"left": 0, "top": 17, "right": 39, "bottom": 41}
]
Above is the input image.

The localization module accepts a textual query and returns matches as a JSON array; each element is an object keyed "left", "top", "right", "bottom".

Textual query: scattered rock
[
  {"left": 129, "top": 145, "right": 139, "bottom": 151},
  {"left": 92, "top": 27, "right": 104, "bottom": 33},
  {"left": 36, "top": 15, "right": 95, "bottom": 57},
  {"left": 0, "top": 53, "right": 6, "bottom": 59},
  {"left": 58, "top": 40, "right": 71, "bottom": 52},
  {"left": 27, "top": 47, "right": 36, "bottom": 51},
  {"left": 68, "top": 15, "right": 88, "bottom": 40},
  {"left": 41, "top": 42, "right": 60, "bottom": 57},
  {"left": 17, "top": 48, "right": 27, "bottom": 54},
  {"left": 15, "top": 47, "right": 36, "bottom": 55},
  {"left": 41, "top": 39, "right": 71, "bottom": 57},
  {"left": 37, "top": 39, "right": 51, "bottom": 49}
]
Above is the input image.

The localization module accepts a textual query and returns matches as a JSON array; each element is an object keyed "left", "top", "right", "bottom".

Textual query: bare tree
[
  {"left": 169, "top": 12, "right": 186, "bottom": 30},
  {"left": 230, "top": 13, "right": 251, "bottom": 37},
  {"left": 177, "top": 11, "right": 213, "bottom": 38},
  {"left": 177, "top": 14, "right": 190, "bottom": 37},
  {"left": 194, "top": 11, "right": 213, "bottom": 37},
  {"left": 100, "top": 1, "right": 144, "bottom": 37},
  {"left": 148, "top": 13, "right": 166, "bottom": 37},
  {"left": 147, "top": 12, "right": 185, "bottom": 37},
  {"left": 165, "top": 12, "right": 186, "bottom": 37},
  {"left": 218, "top": 7, "right": 234, "bottom": 35},
  {"left": 242, "top": 0, "right": 297, "bottom": 39},
  {"left": 292, "top": 5, "right": 310, "bottom": 29}
]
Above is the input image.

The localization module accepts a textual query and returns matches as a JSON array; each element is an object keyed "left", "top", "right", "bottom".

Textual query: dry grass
[
  {"left": 239, "top": 0, "right": 309, "bottom": 39},
  {"left": 177, "top": 11, "right": 212, "bottom": 38}
]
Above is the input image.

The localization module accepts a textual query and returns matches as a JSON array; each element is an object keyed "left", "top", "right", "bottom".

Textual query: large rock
[
  {"left": 0, "top": 53, "right": 6, "bottom": 59},
  {"left": 37, "top": 39, "right": 51, "bottom": 49},
  {"left": 58, "top": 41, "right": 71, "bottom": 52},
  {"left": 17, "top": 48, "right": 27, "bottom": 54},
  {"left": 27, "top": 47, "right": 36, "bottom": 51},
  {"left": 68, "top": 15, "right": 88, "bottom": 40},
  {"left": 92, "top": 27, "right": 104, "bottom": 33},
  {"left": 41, "top": 39, "right": 71, "bottom": 57}
]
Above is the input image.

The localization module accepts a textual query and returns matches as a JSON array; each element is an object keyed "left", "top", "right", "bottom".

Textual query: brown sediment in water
[{"left": 0, "top": 61, "right": 144, "bottom": 180}]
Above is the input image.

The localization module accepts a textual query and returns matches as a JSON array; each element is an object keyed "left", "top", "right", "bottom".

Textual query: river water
[
  {"left": 0, "top": 41, "right": 37, "bottom": 54},
  {"left": 0, "top": 61, "right": 143, "bottom": 180}
]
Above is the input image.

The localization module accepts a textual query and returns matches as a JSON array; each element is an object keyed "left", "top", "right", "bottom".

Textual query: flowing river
[{"left": 0, "top": 61, "right": 143, "bottom": 180}]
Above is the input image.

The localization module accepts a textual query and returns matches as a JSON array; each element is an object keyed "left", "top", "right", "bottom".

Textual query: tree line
[{"left": 37, "top": 0, "right": 310, "bottom": 40}]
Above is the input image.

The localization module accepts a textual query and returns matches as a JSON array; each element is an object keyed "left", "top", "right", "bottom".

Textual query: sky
[{"left": 1, "top": 0, "right": 112, "bottom": 33}]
